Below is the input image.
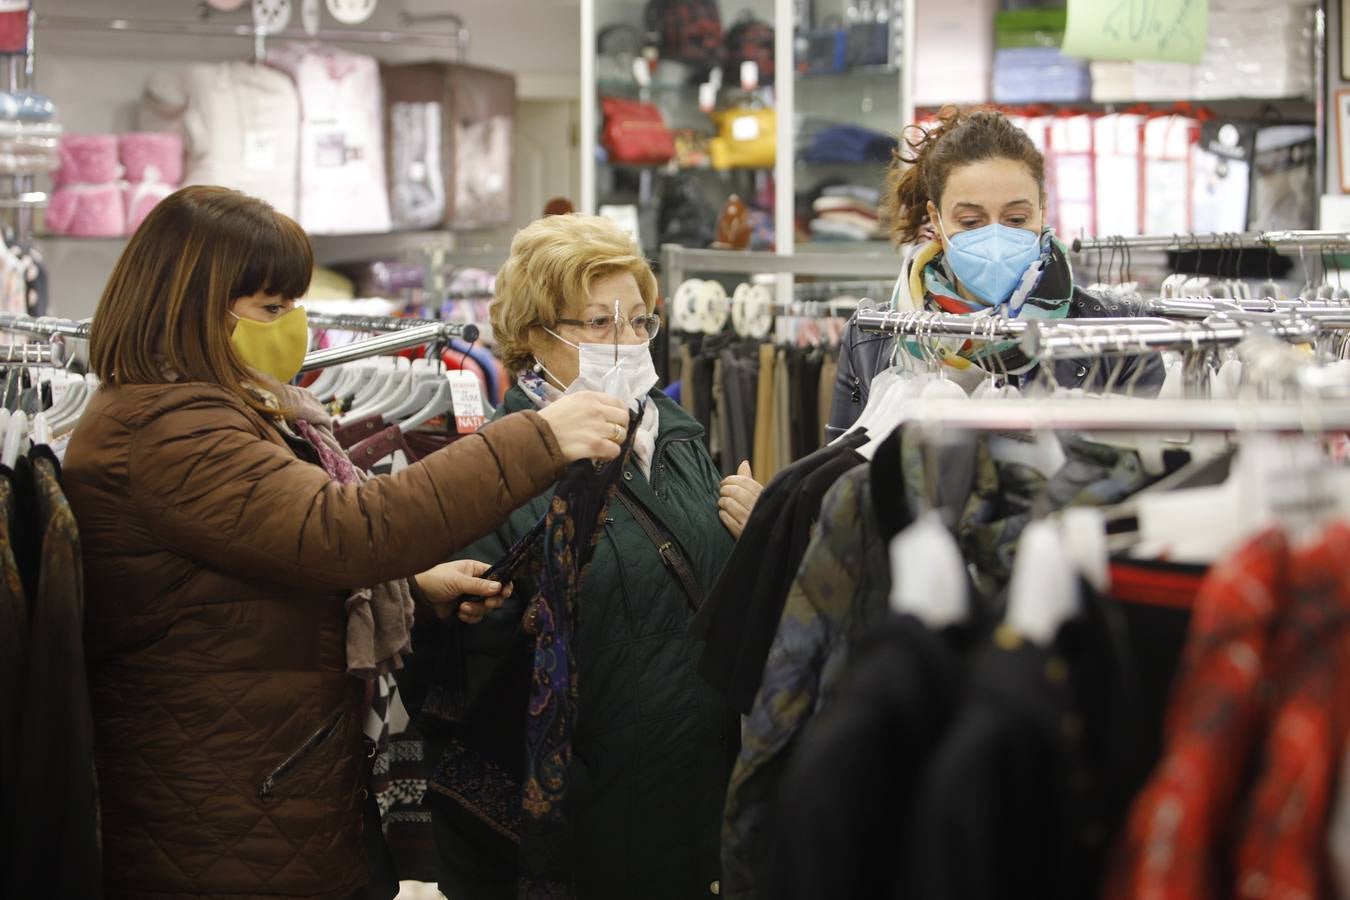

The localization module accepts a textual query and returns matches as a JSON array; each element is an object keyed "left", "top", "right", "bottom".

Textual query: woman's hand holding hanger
[{"left": 538, "top": 391, "right": 631, "bottom": 462}]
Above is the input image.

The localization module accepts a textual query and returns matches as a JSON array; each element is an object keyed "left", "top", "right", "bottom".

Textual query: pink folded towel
[
  {"left": 47, "top": 184, "right": 127, "bottom": 237},
  {"left": 119, "top": 132, "right": 183, "bottom": 184},
  {"left": 53, "top": 134, "right": 121, "bottom": 188},
  {"left": 123, "top": 178, "right": 177, "bottom": 233}
]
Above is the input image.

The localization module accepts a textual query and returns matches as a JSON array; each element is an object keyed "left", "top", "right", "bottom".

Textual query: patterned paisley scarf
[{"left": 894, "top": 231, "right": 1075, "bottom": 374}]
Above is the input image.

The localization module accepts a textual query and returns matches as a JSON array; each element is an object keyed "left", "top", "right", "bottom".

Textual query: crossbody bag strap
[{"left": 615, "top": 489, "right": 705, "bottom": 611}]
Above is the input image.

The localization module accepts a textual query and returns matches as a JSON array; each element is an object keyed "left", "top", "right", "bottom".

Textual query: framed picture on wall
[{"left": 1338, "top": 90, "right": 1350, "bottom": 192}]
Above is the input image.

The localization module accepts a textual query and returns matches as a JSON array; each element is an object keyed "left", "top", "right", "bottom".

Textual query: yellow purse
[{"left": 709, "top": 107, "right": 776, "bottom": 170}]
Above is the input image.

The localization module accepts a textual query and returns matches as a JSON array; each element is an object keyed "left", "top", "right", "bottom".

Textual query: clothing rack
[
  {"left": 853, "top": 308, "right": 1180, "bottom": 340},
  {"left": 852, "top": 307, "right": 1323, "bottom": 357},
  {"left": 0, "top": 312, "right": 481, "bottom": 373},
  {"left": 0, "top": 342, "right": 57, "bottom": 365},
  {"left": 899, "top": 397, "right": 1350, "bottom": 434},
  {"left": 301, "top": 313, "right": 479, "bottom": 373},
  {"left": 1023, "top": 317, "right": 1320, "bottom": 358},
  {"left": 1147, "top": 297, "right": 1350, "bottom": 327},
  {"left": 1072, "top": 230, "right": 1350, "bottom": 253},
  {"left": 0, "top": 313, "right": 89, "bottom": 340}
]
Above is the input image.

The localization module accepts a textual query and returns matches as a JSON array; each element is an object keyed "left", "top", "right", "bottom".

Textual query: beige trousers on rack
[{"left": 753, "top": 343, "right": 776, "bottom": 479}]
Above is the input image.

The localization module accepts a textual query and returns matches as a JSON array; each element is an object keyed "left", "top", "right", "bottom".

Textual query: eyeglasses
[{"left": 555, "top": 312, "right": 662, "bottom": 341}]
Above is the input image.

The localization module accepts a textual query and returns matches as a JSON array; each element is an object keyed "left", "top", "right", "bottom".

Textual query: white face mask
[{"left": 538, "top": 328, "right": 659, "bottom": 409}]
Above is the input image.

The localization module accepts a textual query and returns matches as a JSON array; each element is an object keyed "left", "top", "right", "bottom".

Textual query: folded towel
[
  {"left": 54, "top": 134, "right": 121, "bottom": 188},
  {"left": 120, "top": 132, "right": 184, "bottom": 184}
]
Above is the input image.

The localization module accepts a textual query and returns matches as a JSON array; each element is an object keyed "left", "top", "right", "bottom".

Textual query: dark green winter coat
[{"left": 433, "top": 386, "right": 734, "bottom": 900}]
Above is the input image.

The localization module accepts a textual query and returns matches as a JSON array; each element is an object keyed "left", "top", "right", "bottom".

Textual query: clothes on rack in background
[
  {"left": 267, "top": 44, "right": 391, "bottom": 235},
  {"left": 0, "top": 236, "right": 47, "bottom": 316},
  {"left": 677, "top": 335, "right": 838, "bottom": 480},
  {"left": 715, "top": 420, "right": 1198, "bottom": 898}
]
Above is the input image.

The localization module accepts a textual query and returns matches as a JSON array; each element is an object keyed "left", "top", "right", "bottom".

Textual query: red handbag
[{"left": 601, "top": 97, "right": 676, "bottom": 165}]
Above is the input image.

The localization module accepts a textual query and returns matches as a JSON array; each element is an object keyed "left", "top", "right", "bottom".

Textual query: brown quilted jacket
[{"left": 61, "top": 381, "right": 566, "bottom": 900}]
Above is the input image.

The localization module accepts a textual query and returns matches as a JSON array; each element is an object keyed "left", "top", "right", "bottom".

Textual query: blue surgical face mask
[{"left": 937, "top": 217, "right": 1042, "bottom": 307}]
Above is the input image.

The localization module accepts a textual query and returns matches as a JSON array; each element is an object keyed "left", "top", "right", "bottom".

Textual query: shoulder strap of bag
[{"left": 615, "top": 489, "right": 705, "bottom": 611}]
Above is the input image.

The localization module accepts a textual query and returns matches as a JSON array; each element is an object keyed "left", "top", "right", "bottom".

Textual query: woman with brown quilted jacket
[{"left": 60, "top": 185, "right": 630, "bottom": 900}]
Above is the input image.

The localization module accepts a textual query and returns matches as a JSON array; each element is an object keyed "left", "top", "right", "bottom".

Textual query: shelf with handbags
[{"left": 583, "top": 0, "right": 911, "bottom": 262}]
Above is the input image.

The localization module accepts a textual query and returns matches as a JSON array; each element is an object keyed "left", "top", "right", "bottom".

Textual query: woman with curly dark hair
[{"left": 826, "top": 106, "right": 1162, "bottom": 438}]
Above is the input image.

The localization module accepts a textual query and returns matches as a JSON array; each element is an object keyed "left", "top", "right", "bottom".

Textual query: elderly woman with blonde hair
[{"left": 423, "top": 214, "right": 759, "bottom": 899}]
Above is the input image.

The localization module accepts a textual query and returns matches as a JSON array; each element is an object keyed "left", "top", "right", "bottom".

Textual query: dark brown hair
[
  {"left": 89, "top": 185, "right": 313, "bottom": 412},
  {"left": 882, "top": 106, "right": 1046, "bottom": 246}
]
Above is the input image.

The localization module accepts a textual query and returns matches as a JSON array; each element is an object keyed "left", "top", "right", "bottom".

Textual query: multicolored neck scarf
[{"left": 894, "top": 231, "right": 1074, "bottom": 374}]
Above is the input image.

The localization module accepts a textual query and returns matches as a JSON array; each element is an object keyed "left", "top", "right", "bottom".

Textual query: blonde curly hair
[{"left": 491, "top": 214, "right": 658, "bottom": 376}]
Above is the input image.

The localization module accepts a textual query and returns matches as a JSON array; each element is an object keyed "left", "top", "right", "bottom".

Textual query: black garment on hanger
[
  {"left": 693, "top": 430, "right": 869, "bottom": 713},
  {"left": 719, "top": 348, "right": 759, "bottom": 476},
  {"left": 0, "top": 461, "right": 26, "bottom": 873},
  {"left": 902, "top": 581, "right": 1140, "bottom": 900},
  {"left": 3, "top": 445, "right": 101, "bottom": 899},
  {"left": 763, "top": 613, "right": 980, "bottom": 900}
]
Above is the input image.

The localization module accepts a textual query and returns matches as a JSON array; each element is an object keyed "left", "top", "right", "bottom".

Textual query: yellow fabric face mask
[{"left": 229, "top": 306, "right": 309, "bottom": 384}]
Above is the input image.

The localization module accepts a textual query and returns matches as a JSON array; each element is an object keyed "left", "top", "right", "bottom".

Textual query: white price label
[
  {"left": 243, "top": 132, "right": 279, "bottom": 171},
  {"left": 731, "top": 115, "right": 760, "bottom": 142},
  {"left": 446, "top": 369, "right": 487, "bottom": 434}
]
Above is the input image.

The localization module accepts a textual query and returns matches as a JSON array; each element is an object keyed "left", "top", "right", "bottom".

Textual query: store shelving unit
[{"left": 580, "top": 0, "right": 914, "bottom": 265}]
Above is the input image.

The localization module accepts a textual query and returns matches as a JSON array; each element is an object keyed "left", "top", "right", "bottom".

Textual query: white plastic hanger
[
  {"left": 344, "top": 357, "right": 400, "bottom": 415},
  {"left": 856, "top": 372, "right": 924, "bottom": 460},
  {"left": 30, "top": 411, "right": 50, "bottom": 448},
  {"left": 343, "top": 356, "right": 414, "bottom": 423},
  {"left": 399, "top": 377, "right": 453, "bottom": 433},
  {"left": 2, "top": 409, "right": 27, "bottom": 469},
  {"left": 1005, "top": 518, "right": 1080, "bottom": 646},
  {"left": 305, "top": 360, "right": 345, "bottom": 400},
  {"left": 43, "top": 370, "right": 85, "bottom": 429},
  {"left": 889, "top": 511, "right": 969, "bottom": 629},
  {"left": 381, "top": 359, "right": 443, "bottom": 424}
]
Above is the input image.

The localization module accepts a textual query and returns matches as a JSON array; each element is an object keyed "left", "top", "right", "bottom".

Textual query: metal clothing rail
[
  {"left": 0, "top": 313, "right": 90, "bottom": 339},
  {"left": 0, "top": 312, "right": 481, "bottom": 373},
  {"left": 1023, "top": 317, "right": 1321, "bottom": 359},
  {"left": 854, "top": 308, "right": 1179, "bottom": 340},
  {"left": 301, "top": 314, "right": 480, "bottom": 373},
  {"left": 901, "top": 397, "right": 1350, "bottom": 434},
  {"left": 852, "top": 307, "right": 1323, "bottom": 357},
  {"left": 1072, "top": 230, "right": 1350, "bottom": 254},
  {"left": 1147, "top": 297, "right": 1350, "bottom": 327},
  {"left": 0, "top": 342, "right": 58, "bottom": 365}
]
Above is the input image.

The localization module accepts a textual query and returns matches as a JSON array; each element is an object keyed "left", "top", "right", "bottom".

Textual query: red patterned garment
[
  {"left": 1105, "top": 529, "right": 1291, "bottom": 900},
  {"left": 1233, "top": 522, "right": 1350, "bottom": 900}
]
